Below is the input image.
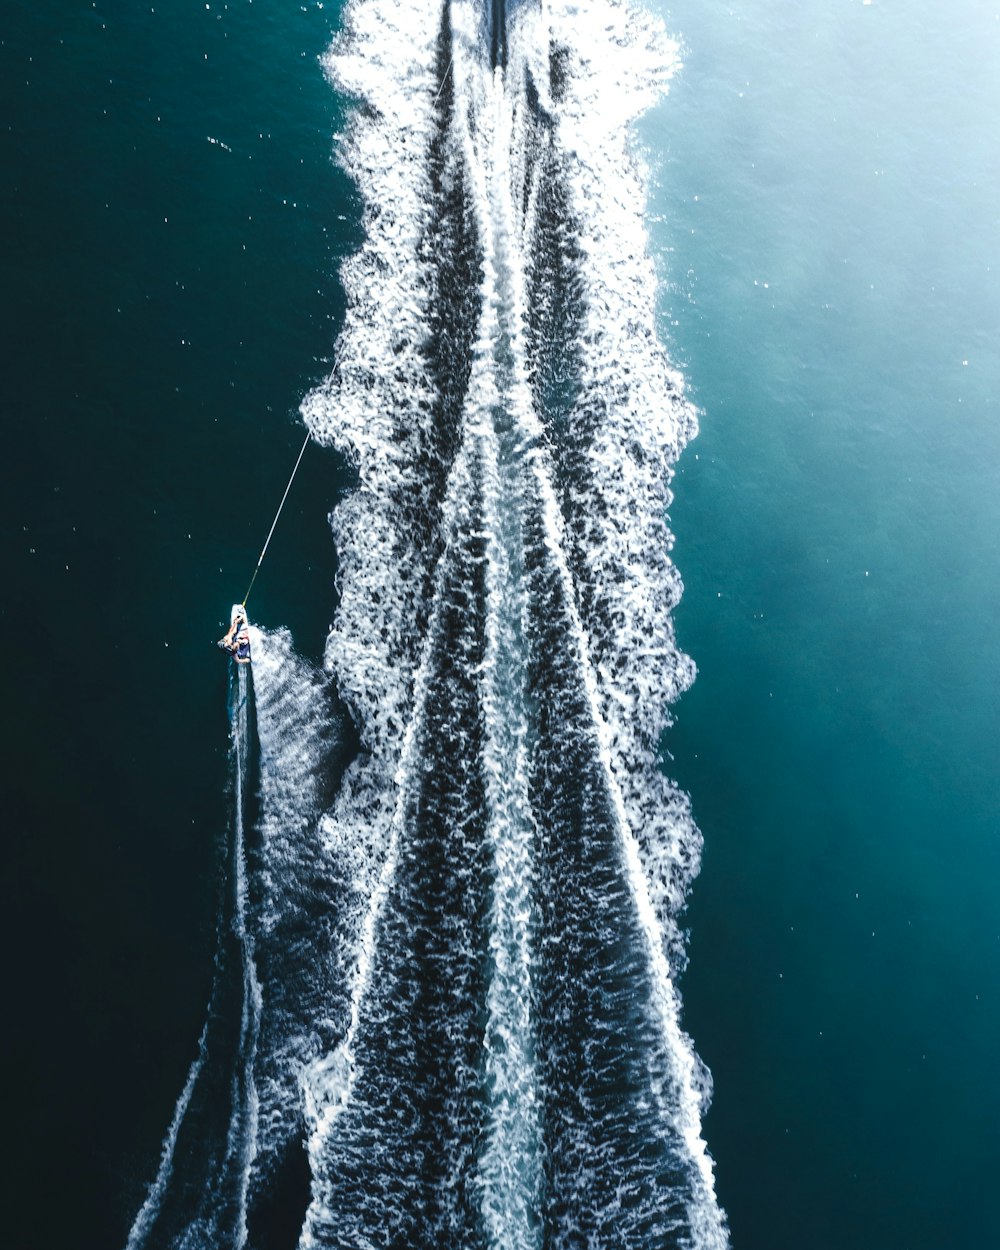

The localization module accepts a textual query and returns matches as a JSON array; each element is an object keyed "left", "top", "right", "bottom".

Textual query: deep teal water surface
[
  {"left": 646, "top": 2, "right": 1000, "bottom": 1246},
  {"left": 1, "top": 2, "right": 354, "bottom": 1242},
  {"left": 2, "top": 1, "right": 998, "bottom": 1247}
]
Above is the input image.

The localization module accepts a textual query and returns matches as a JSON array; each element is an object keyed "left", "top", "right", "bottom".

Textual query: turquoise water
[
  {"left": 646, "top": 2, "right": 1000, "bottom": 1245},
  {"left": 2, "top": 0, "right": 998, "bottom": 1246}
]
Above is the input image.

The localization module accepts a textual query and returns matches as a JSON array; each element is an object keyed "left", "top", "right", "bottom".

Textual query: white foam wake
[
  {"left": 296, "top": 0, "right": 727, "bottom": 1243},
  {"left": 299, "top": 12, "right": 449, "bottom": 1168},
  {"left": 544, "top": 0, "right": 703, "bottom": 933},
  {"left": 523, "top": 3, "right": 726, "bottom": 1234},
  {"left": 456, "top": 52, "right": 544, "bottom": 1245},
  {"left": 296, "top": 0, "right": 450, "bottom": 1219},
  {"left": 243, "top": 627, "right": 345, "bottom": 1203},
  {"left": 471, "top": 3, "right": 726, "bottom": 1240}
]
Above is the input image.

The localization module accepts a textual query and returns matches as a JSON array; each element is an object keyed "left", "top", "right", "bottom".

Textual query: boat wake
[{"left": 126, "top": 0, "right": 728, "bottom": 1245}]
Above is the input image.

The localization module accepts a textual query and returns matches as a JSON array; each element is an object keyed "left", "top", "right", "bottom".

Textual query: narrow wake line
[
  {"left": 124, "top": 1027, "right": 209, "bottom": 1250},
  {"left": 227, "top": 667, "right": 261, "bottom": 1248},
  {"left": 242, "top": 626, "right": 346, "bottom": 1209}
]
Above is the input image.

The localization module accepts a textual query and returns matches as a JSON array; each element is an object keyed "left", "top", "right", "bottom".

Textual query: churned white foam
[
  {"left": 521, "top": 406, "right": 729, "bottom": 1245},
  {"left": 454, "top": 52, "right": 543, "bottom": 1245},
  {"left": 296, "top": 0, "right": 727, "bottom": 1242},
  {"left": 298, "top": 408, "right": 491, "bottom": 1247},
  {"left": 303, "top": 0, "right": 442, "bottom": 745},
  {"left": 297, "top": 8, "right": 448, "bottom": 1121},
  {"left": 532, "top": 0, "right": 703, "bottom": 946},
  {"left": 242, "top": 627, "right": 347, "bottom": 1202},
  {"left": 516, "top": 0, "right": 726, "bottom": 1237},
  {"left": 296, "top": 2, "right": 449, "bottom": 1219},
  {"left": 467, "top": 0, "right": 725, "bottom": 1240}
]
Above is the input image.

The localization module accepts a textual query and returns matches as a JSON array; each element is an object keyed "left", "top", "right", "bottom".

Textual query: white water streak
[
  {"left": 474, "top": 1, "right": 725, "bottom": 1236},
  {"left": 299, "top": 10, "right": 444, "bottom": 1178},
  {"left": 461, "top": 62, "right": 544, "bottom": 1246},
  {"left": 124, "top": 1024, "right": 210, "bottom": 1250},
  {"left": 228, "top": 661, "right": 261, "bottom": 1248}
]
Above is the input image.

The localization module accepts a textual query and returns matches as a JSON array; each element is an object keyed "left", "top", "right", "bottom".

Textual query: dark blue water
[
  {"left": 1, "top": 2, "right": 354, "bottom": 1242},
  {"left": 3, "top": 1, "right": 999, "bottom": 1248}
]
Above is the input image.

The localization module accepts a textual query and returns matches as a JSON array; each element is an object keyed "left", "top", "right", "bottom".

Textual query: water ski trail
[
  {"left": 126, "top": 635, "right": 344, "bottom": 1250},
  {"left": 125, "top": 666, "right": 260, "bottom": 1250}
]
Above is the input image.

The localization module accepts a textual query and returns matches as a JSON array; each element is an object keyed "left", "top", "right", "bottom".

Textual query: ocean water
[
  {"left": 643, "top": 4, "right": 1000, "bottom": 1246},
  {"left": 2, "top": 1, "right": 998, "bottom": 1249}
]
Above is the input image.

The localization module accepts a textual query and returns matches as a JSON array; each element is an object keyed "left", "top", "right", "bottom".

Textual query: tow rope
[
  {"left": 433, "top": 54, "right": 453, "bottom": 105},
  {"left": 241, "top": 428, "right": 311, "bottom": 607}
]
